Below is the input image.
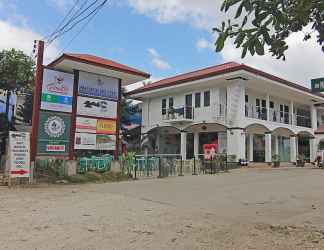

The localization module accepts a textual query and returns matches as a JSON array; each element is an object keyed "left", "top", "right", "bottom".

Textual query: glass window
[
  {"left": 169, "top": 97, "right": 174, "bottom": 108},
  {"left": 245, "top": 95, "right": 249, "bottom": 103},
  {"left": 195, "top": 93, "right": 201, "bottom": 108},
  {"left": 204, "top": 91, "right": 210, "bottom": 107},
  {"left": 162, "top": 99, "right": 167, "bottom": 115},
  {"left": 270, "top": 101, "right": 274, "bottom": 109}
]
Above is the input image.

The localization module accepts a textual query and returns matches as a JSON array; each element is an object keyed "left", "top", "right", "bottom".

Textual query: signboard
[
  {"left": 77, "top": 96, "right": 117, "bottom": 119},
  {"left": 78, "top": 71, "right": 119, "bottom": 100},
  {"left": 75, "top": 133, "right": 116, "bottom": 150},
  {"left": 96, "top": 119, "right": 116, "bottom": 134},
  {"left": 311, "top": 77, "right": 324, "bottom": 92},
  {"left": 203, "top": 144, "right": 218, "bottom": 160},
  {"left": 41, "top": 68, "right": 74, "bottom": 113},
  {"left": 76, "top": 117, "right": 116, "bottom": 134},
  {"left": 37, "top": 111, "right": 71, "bottom": 155},
  {"left": 9, "top": 132, "right": 30, "bottom": 178}
]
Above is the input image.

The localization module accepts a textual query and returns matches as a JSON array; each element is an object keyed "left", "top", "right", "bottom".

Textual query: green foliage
[
  {"left": 0, "top": 49, "right": 35, "bottom": 90},
  {"left": 272, "top": 154, "right": 280, "bottom": 162},
  {"left": 214, "top": 0, "right": 324, "bottom": 60},
  {"left": 0, "top": 113, "right": 9, "bottom": 132}
]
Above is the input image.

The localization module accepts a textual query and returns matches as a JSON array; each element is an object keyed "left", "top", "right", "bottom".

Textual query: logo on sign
[
  {"left": 46, "top": 76, "right": 69, "bottom": 95},
  {"left": 44, "top": 116, "right": 66, "bottom": 138}
]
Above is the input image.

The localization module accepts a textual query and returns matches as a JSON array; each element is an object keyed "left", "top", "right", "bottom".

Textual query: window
[
  {"left": 169, "top": 97, "right": 174, "bottom": 108},
  {"left": 245, "top": 95, "right": 249, "bottom": 103},
  {"left": 195, "top": 93, "right": 201, "bottom": 108},
  {"left": 162, "top": 99, "right": 167, "bottom": 115},
  {"left": 204, "top": 91, "right": 210, "bottom": 107},
  {"left": 270, "top": 101, "right": 274, "bottom": 109}
]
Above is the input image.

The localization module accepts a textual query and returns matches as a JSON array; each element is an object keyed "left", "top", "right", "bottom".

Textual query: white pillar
[
  {"left": 290, "top": 136, "right": 297, "bottom": 163},
  {"left": 180, "top": 131, "right": 187, "bottom": 160},
  {"left": 310, "top": 137, "right": 317, "bottom": 162},
  {"left": 227, "top": 128, "right": 246, "bottom": 161},
  {"left": 266, "top": 94, "right": 270, "bottom": 121},
  {"left": 311, "top": 106, "right": 318, "bottom": 130},
  {"left": 249, "top": 133, "right": 254, "bottom": 162},
  {"left": 194, "top": 132, "right": 199, "bottom": 158},
  {"left": 290, "top": 101, "right": 294, "bottom": 125},
  {"left": 265, "top": 133, "right": 272, "bottom": 163},
  {"left": 274, "top": 135, "right": 279, "bottom": 155},
  {"left": 155, "top": 133, "right": 160, "bottom": 154}
]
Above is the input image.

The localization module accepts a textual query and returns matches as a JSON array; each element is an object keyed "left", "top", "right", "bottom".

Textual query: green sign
[
  {"left": 37, "top": 111, "right": 71, "bottom": 156},
  {"left": 311, "top": 77, "right": 324, "bottom": 92}
]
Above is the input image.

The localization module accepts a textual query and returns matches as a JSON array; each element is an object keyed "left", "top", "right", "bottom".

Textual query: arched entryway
[
  {"left": 272, "top": 127, "right": 295, "bottom": 162},
  {"left": 297, "top": 131, "right": 314, "bottom": 162},
  {"left": 245, "top": 123, "right": 270, "bottom": 162},
  {"left": 184, "top": 123, "right": 227, "bottom": 159}
]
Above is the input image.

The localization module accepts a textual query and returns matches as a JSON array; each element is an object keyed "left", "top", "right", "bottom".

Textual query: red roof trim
[
  {"left": 48, "top": 53, "right": 150, "bottom": 78},
  {"left": 128, "top": 62, "right": 322, "bottom": 98}
]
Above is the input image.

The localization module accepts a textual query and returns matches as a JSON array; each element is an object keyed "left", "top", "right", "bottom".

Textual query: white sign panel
[
  {"left": 9, "top": 131, "right": 30, "bottom": 178},
  {"left": 74, "top": 133, "right": 96, "bottom": 150},
  {"left": 78, "top": 71, "right": 119, "bottom": 101},
  {"left": 77, "top": 96, "right": 117, "bottom": 119},
  {"left": 74, "top": 133, "right": 116, "bottom": 150},
  {"left": 76, "top": 117, "right": 97, "bottom": 134},
  {"left": 41, "top": 68, "right": 74, "bottom": 113}
]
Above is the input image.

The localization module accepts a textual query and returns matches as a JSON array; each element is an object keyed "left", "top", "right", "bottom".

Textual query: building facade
[{"left": 129, "top": 62, "right": 324, "bottom": 163}]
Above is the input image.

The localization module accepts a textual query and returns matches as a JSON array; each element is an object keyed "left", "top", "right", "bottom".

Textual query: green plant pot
[{"left": 273, "top": 161, "right": 280, "bottom": 168}]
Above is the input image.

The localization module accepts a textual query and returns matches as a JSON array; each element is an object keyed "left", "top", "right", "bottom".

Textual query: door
[{"left": 185, "top": 94, "right": 193, "bottom": 119}]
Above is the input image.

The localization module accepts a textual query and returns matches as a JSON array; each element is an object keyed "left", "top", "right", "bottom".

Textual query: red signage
[{"left": 204, "top": 144, "right": 218, "bottom": 160}]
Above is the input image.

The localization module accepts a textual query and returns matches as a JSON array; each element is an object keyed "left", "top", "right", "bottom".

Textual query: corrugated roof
[{"left": 48, "top": 53, "right": 150, "bottom": 78}]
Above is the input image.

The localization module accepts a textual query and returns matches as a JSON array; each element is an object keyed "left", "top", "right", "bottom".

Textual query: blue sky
[{"left": 0, "top": 0, "right": 323, "bottom": 87}]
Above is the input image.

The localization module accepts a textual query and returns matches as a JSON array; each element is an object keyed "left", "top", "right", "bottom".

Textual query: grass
[{"left": 66, "top": 171, "right": 131, "bottom": 184}]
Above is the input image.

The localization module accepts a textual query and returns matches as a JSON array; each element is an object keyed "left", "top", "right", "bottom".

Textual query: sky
[{"left": 0, "top": 0, "right": 323, "bottom": 90}]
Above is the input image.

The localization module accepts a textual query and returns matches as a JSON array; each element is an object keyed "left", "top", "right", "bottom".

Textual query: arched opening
[
  {"left": 272, "top": 127, "right": 295, "bottom": 162},
  {"left": 245, "top": 123, "right": 271, "bottom": 162},
  {"left": 297, "top": 131, "right": 314, "bottom": 162},
  {"left": 184, "top": 123, "right": 228, "bottom": 158}
]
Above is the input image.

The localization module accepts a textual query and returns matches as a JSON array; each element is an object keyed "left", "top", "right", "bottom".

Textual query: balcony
[
  {"left": 162, "top": 106, "right": 194, "bottom": 123},
  {"left": 211, "top": 103, "right": 226, "bottom": 122},
  {"left": 245, "top": 104, "right": 312, "bottom": 128}
]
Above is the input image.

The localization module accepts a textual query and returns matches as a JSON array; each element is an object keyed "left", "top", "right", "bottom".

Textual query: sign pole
[
  {"left": 114, "top": 80, "right": 122, "bottom": 160},
  {"left": 30, "top": 40, "right": 44, "bottom": 162},
  {"left": 69, "top": 70, "right": 79, "bottom": 160}
]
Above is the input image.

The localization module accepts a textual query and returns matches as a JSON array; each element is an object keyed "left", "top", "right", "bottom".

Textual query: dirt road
[{"left": 1, "top": 168, "right": 324, "bottom": 249}]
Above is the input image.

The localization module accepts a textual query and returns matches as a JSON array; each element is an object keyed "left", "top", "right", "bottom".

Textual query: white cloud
[
  {"left": 126, "top": 76, "right": 163, "bottom": 92},
  {"left": 148, "top": 48, "right": 171, "bottom": 70},
  {"left": 128, "top": 0, "right": 324, "bottom": 87},
  {"left": 0, "top": 20, "right": 60, "bottom": 63},
  {"left": 48, "top": 0, "right": 75, "bottom": 11},
  {"left": 196, "top": 37, "right": 214, "bottom": 50}
]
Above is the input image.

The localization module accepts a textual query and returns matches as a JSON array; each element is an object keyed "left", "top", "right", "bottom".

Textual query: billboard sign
[
  {"left": 74, "top": 133, "right": 116, "bottom": 150},
  {"left": 77, "top": 96, "right": 117, "bottom": 119},
  {"left": 9, "top": 131, "right": 30, "bottom": 178},
  {"left": 78, "top": 71, "right": 119, "bottom": 100},
  {"left": 311, "top": 77, "right": 324, "bottom": 93},
  {"left": 76, "top": 117, "right": 97, "bottom": 133},
  {"left": 37, "top": 111, "right": 71, "bottom": 155},
  {"left": 41, "top": 68, "right": 74, "bottom": 113},
  {"left": 96, "top": 119, "right": 116, "bottom": 134},
  {"left": 203, "top": 144, "right": 218, "bottom": 160}
]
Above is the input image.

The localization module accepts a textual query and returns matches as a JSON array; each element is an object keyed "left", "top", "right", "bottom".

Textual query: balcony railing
[
  {"left": 162, "top": 106, "right": 194, "bottom": 122},
  {"left": 245, "top": 104, "right": 311, "bottom": 128},
  {"left": 213, "top": 103, "right": 226, "bottom": 122}
]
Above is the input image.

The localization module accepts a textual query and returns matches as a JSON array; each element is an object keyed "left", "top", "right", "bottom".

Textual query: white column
[
  {"left": 311, "top": 106, "right": 318, "bottom": 130},
  {"left": 274, "top": 135, "right": 279, "bottom": 155},
  {"left": 227, "top": 129, "right": 246, "bottom": 161},
  {"left": 180, "top": 131, "right": 187, "bottom": 160},
  {"left": 310, "top": 138, "right": 317, "bottom": 163},
  {"left": 266, "top": 94, "right": 270, "bottom": 121},
  {"left": 193, "top": 132, "right": 199, "bottom": 158},
  {"left": 290, "top": 101, "right": 294, "bottom": 125},
  {"left": 290, "top": 136, "right": 297, "bottom": 163},
  {"left": 155, "top": 133, "right": 160, "bottom": 154},
  {"left": 265, "top": 133, "right": 272, "bottom": 163},
  {"left": 249, "top": 133, "right": 254, "bottom": 162}
]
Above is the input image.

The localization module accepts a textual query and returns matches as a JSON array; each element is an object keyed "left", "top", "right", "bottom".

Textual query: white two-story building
[{"left": 129, "top": 62, "right": 324, "bottom": 164}]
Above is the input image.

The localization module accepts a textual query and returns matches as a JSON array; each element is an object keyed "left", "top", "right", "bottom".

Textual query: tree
[
  {"left": 214, "top": 0, "right": 324, "bottom": 60},
  {"left": 16, "top": 90, "right": 34, "bottom": 125}
]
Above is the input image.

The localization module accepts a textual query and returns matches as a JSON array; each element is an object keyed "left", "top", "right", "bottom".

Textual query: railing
[
  {"left": 245, "top": 104, "right": 267, "bottom": 120},
  {"left": 295, "top": 115, "right": 311, "bottom": 128},
  {"left": 269, "top": 109, "right": 290, "bottom": 124},
  {"left": 213, "top": 103, "right": 226, "bottom": 122},
  {"left": 162, "top": 106, "right": 194, "bottom": 121}
]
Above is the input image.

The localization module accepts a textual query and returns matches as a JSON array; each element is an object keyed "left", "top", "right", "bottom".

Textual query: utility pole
[{"left": 30, "top": 40, "right": 44, "bottom": 162}]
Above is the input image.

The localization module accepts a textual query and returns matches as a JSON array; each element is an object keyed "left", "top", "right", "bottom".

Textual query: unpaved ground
[{"left": 1, "top": 168, "right": 324, "bottom": 249}]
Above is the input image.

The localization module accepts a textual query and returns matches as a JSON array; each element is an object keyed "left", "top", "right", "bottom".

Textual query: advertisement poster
[
  {"left": 74, "top": 133, "right": 116, "bottom": 150},
  {"left": 76, "top": 117, "right": 97, "bottom": 133},
  {"left": 37, "top": 111, "right": 71, "bottom": 155},
  {"left": 9, "top": 132, "right": 30, "bottom": 178},
  {"left": 203, "top": 144, "right": 218, "bottom": 160},
  {"left": 96, "top": 119, "right": 116, "bottom": 134},
  {"left": 77, "top": 96, "right": 117, "bottom": 119},
  {"left": 41, "top": 68, "right": 74, "bottom": 113},
  {"left": 78, "top": 71, "right": 119, "bottom": 100}
]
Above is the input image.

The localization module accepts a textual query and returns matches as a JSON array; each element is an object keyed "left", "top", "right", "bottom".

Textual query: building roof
[
  {"left": 315, "top": 125, "right": 324, "bottom": 134},
  {"left": 48, "top": 53, "right": 150, "bottom": 78},
  {"left": 128, "top": 62, "right": 318, "bottom": 97}
]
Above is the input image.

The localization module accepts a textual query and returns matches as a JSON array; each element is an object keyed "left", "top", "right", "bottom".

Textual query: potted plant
[
  {"left": 272, "top": 154, "right": 280, "bottom": 167},
  {"left": 297, "top": 154, "right": 305, "bottom": 167}
]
